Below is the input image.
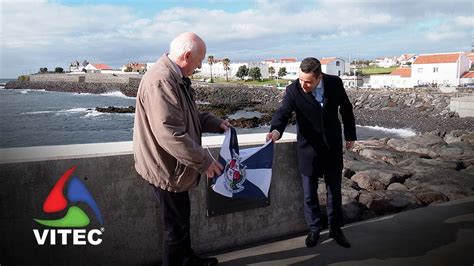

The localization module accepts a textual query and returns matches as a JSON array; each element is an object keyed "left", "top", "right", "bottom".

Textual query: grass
[{"left": 360, "top": 66, "right": 396, "bottom": 75}]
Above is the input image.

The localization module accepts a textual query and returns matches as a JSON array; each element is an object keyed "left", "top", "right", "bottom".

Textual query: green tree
[
  {"left": 124, "top": 66, "right": 133, "bottom": 72},
  {"left": 236, "top": 65, "right": 248, "bottom": 80},
  {"left": 222, "top": 58, "right": 230, "bottom": 82},
  {"left": 207, "top": 55, "right": 215, "bottom": 83},
  {"left": 268, "top": 66, "right": 275, "bottom": 79},
  {"left": 55, "top": 67, "right": 64, "bottom": 73},
  {"left": 248, "top": 67, "right": 262, "bottom": 81},
  {"left": 39, "top": 67, "right": 48, "bottom": 73},
  {"left": 278, "top": 67, "right": 287, "bottom": 78}
]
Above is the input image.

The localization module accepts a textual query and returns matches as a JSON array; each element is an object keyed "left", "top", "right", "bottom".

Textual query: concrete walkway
[{"left": 210, "top": 197, "right": 474, "bottom": 266}]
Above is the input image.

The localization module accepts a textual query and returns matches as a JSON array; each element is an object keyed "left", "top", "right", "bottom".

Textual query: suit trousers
[
  {"left": 301, "top": 172, "right": 343, "bottom": 232},
  {"left": 153, "top": 186, "right": 195, "bottom": 266}
]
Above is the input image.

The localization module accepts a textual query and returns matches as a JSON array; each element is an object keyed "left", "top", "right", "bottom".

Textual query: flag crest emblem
[{"left": 212, "top": 127, "right": 274, "bottom": 199}]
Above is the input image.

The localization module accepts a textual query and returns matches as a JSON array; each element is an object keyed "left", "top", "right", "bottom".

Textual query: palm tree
[
  {"left": 222, "top": 58, "right": 230, "bottom": 82},
  {"left": 268, "top": 66, "right": 275, "bottom": 79},
  {"left": 207, "top": 55, "right": 214, "bottom": 83}
]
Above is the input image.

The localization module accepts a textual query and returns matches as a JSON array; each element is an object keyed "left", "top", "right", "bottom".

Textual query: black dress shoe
[
  {"left": 329, "top": 227, "right": 351, "bottom": 248},
  {"left": 305, "top": 231, "right": 320, "bottom": 247},
  {"left": 187, "top": 256, "right": 218, "bottom": 266}
]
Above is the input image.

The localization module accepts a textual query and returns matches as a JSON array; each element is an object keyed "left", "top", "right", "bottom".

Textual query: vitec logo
[{"left": 33, "top": 166, "right": 104, "bottom": 245}]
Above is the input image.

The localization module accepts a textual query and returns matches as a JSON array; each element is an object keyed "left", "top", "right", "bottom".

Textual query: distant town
[{"left": 29, "top": 51, "right": 474, "bottom": 91}]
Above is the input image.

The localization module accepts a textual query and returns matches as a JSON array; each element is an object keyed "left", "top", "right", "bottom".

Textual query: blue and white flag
[{"left": 212, "top": 127, "right": 274, "bottom": 199}]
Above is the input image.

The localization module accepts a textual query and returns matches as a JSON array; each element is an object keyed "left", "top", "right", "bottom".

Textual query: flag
[{"left": 212, "top": 127, "right": 274, "bottom": 199}]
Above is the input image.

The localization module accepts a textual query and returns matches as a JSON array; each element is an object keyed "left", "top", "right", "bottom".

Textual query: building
[
  {"left": 84, "top": 63, "right": 113, "bottom": 73},
  {"left": 121, "top": 62, "right": 146, "bottom": 73},
  {"left": 367, "top": 67, "right": 415, "bottom": 89},
  {"left": 341, "top": 75, "right": 363, "bottom": 88},
  {"left": 320, "top": 57, "right": 346, "bottom": 77},
  {"left": 69, "top": 60, "right": 89, "bottom": 73},
  {"left": 460, "top": 71, "right": 474, "bottom": 85},
  {"left": 397, "top": 54, "right": 417, "bottom": 66},
  {"left": 199, "top": 57, "right": 345, "bottom": 80},
  {"left": 411, "top": 52, "right": 470, "bottom": 86},
  {"left": 374, "top": 56, "right": 398, "bottom": 68}
]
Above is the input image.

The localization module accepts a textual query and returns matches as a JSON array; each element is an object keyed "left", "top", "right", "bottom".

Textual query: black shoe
[
  {"left": 305, "top": 231, "right": 320, "bottom": 247},
  {"left": 329, "top": 227, "right": 351, "bottom": 248},
  {"left": 187, "top": 256, "right": 218, "bottom": 266}
]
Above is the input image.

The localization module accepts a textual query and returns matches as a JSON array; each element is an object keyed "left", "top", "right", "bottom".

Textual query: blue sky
[{"left": 1, "top": 0, "right": 473, "bottom": 78}]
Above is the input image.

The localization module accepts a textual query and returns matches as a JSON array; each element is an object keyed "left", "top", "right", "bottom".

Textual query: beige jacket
[{"left": 133, "top": 54, "right": 223, "bottom": 192}]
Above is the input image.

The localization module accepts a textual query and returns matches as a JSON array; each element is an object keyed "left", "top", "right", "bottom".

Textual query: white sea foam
[
  {"left": 83, "top": 110, "right": 106, "bottom": 117},
  {"left": 357, "top": 125, "right": 416, "bottom": 138},
  {"left": 57, "top": 108, "right": 90, "bottom": 113},
  {"left": 72, "top": 92, "right": 93, "bottom": 96},
  {"left": 21, "top": 89, "right": 47, "bottom": 93},
  {"left": 22, "top": 110, "right": 55, "bottom": 115},
  {"left": 99, "top": 91, "right": 136, "bottom": 99}
]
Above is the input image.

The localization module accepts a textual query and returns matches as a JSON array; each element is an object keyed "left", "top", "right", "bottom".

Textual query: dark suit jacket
[{"left": 270, "top": 74, "right": 357, "bottom": 177}]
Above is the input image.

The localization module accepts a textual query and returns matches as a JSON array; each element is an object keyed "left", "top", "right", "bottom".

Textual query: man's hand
[
  {"left": 346, "top": 141, "right": 355, "bottom": 150},
  {"left": 220, "top": 120, "right": 231, "bottom": 132},
  {"left": 266, "top": 130, "right": 280, "bottom": 142},
  {"left": 205, "top": 160, "right": 224, "bottom": 178}
]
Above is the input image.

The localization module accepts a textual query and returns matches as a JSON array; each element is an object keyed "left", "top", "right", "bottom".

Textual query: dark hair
[{"left": 300, "top": 57, "right": 321, "bottom": 76}]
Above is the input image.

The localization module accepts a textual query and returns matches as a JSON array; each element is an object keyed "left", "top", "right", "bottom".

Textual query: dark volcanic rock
[{"left": 96, "top": 106, "right": 135, "bottom": 113}]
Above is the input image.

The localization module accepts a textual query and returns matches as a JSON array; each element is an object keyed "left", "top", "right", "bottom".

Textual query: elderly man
[
  {"left": 133, "top": 32, "right": 229, "bottom": 265},
  {"left": 267, "top": 57, "right": 356, "bottom": 249}
]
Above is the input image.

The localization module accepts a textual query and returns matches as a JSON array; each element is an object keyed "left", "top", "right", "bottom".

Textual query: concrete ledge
[
  {"left": 0, "top": 133, "right": 297, "bottom": 164},
  {"left": 0, "top": 133, "right": 302, "bottom": 265},
  {"left": 449, "top": 96, "right": 474, "bottom": 117}
]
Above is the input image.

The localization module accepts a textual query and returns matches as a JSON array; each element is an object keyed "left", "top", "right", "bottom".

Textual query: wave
[
  {"left": 22, "top": 107, "right": 134, "bottom": 118},
  {"left": 99, "top": 91, "right": 136, "bottom": 99},
  {"left": 19, "top": 89, "right": 47, "bottom": 94},
  {"left": 357, "top": 125, "right": 416, "bottom": 138},
  {"left": 22, "top": 110, "right": 55, "bottom": 115}
]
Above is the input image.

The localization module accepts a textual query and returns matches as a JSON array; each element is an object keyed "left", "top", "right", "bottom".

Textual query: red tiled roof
[
  {"left": 390, "top": 68, "right": 411, "bottom": 78},
  {"left": 461, "top": 71, "right": 474, "bottom": 78},
  {"left": 280, "top": 58, "right": 297, "bottom": 62},
  {"left": 413, "top": 53, "right": 460, "bottom": 64},
  {"left": 91, "top": 63, "right": 112, "bottom": 70},
  {"left": 320, "top": 57, "right": 336, "bottom": 65}
]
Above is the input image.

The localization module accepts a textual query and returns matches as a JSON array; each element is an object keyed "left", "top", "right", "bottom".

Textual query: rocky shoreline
[
  {"left": 5, "top": 80, "right": 474, "bottom": 133},
  {"left": 339, "top": 130, "right": 473, "bottom": 223}
]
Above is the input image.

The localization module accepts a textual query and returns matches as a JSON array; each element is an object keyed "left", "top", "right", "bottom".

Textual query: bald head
[{"left": 168, "top": 32, "right": 206, "bottom": 77}]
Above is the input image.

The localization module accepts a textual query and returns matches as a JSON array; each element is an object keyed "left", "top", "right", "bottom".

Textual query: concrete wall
[
  {"left": 0, "top": 134, "right": 307, "bottom": 265},
  {"left": 450, "top": 96, "right": 474, "bottom": 117}
]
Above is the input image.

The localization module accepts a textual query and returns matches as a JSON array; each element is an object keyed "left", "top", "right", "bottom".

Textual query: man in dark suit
[{"left": 266, "top": 57, "right": 356, "bottom": 248}]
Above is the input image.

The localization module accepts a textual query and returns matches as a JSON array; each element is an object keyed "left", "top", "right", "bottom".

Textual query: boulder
[
  {"left": 387, "top": 182, "right": 408, "bottom": 191},
  {"left": 387, "top": 134, "right": 446, "bottom": 157},
  {"left": 358, "top": 191, "right": 421, "bottom": 215}
]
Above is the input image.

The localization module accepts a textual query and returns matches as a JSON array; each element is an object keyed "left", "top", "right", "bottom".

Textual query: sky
[{"left": 1, "top": 0, "right": 473, "bottom": 78}]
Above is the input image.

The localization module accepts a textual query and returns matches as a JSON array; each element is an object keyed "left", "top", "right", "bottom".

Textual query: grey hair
[{"left": 169, "top": 37, "right": 199, "bottom": 56}]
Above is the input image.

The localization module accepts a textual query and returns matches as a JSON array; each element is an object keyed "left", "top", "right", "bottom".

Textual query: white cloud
[{"left": 1, "top": 0, "right": 473, "bottom": 78}]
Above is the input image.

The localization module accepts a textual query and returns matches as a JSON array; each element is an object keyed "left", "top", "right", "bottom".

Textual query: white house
[
  {"left": 320, "top": 57, "right": 345, "bottom": 77},
  {"left": 460, "top": 71, "right": 474, "bottom": 85},
  {"left": 368, "top": 68, "right": 414, "bottom": 89},
  {"left": 84, "top": 63, "right": 113, "bottom": 73},
  {"left": 411, "top": 52, "right": 470, "bottom": 86},
  {"left": 397, "top": 54, "right": 417, "bottom": 66},
  {"left": 69, "top": 60, "right": 89, "bottom": 73},
  {"left": 341, "top": 75, "right": 363, "bottom": 88},
  {"left": 374, "top": 56, "right": 398, "bottom": 68}
]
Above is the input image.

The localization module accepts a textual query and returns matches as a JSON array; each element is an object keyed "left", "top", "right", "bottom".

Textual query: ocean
[{"left": 0, "top": 85, "right": 416, "bottom": 148}]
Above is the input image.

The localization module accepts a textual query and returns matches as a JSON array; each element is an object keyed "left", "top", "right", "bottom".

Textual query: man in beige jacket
[{"left": 133, "top": 32, "right": 229, "bottom": 265}]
